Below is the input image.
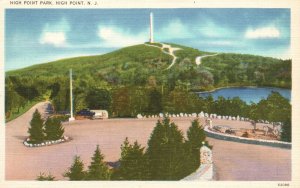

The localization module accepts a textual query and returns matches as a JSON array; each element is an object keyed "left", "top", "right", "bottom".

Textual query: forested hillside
[{"left": 5, "top": 43, "right": 291, "bottom": 133}]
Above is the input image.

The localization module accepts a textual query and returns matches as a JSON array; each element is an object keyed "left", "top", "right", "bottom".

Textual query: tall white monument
[
  {"left": 149, "top": 12, "right": 154, "bottom": 43},
  {"left": 69, "top": 69, "right": 75, "bottom": 121}
]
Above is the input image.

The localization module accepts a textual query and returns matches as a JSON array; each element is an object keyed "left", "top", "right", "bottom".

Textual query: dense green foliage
[
  {"left": 28, "top": 110, "right": 65, "bottom": 144},
  {"left": 44, "top": 118, "right": 65, "bottom": 140},
  {"left": 64, "top": 147, "right": 111, "bottom": 181},
  {"left": 183, "top": 119, "right": 207, "bottom": 174},
  {"left": 201, "top": 53, "right": 291, "bottom": 89},
  {"left": 146, "top": 118, "right": 189, "bottom": 180},
  {"left": 5, "top": 76, "right": 49, "bottom": 121},
  {"left": 281, "top": 115, "right": 291, "bottom": 142},
  {"left": 36, "top": 172, "right": 55, "bottom": 181},
  {"left": 113, "top": 138, "right": 149, "bottom": 180},
  {"left": 187, "top": 119, "right": 206, "bottom": 149},
  {"left": 6, "top": 43, "right": 291, "bottom": 141},
  {"left": 64, "top": 155, "right": 86, "bottom": 181},
  {"left": 114, "top": 118, "right": 209, "bottom": 180},
  {"left": 86, "top": 88, "right": 111, "bottom": 110},
  {"left": 86, "top": 145, "right": 111, "bottom": 180},
  {"left": 28, "top": 109, "right": 45, "bottom": 143},
  {"left": 5, "top": 43, "right": 291, "bottom": 116},
  {"left": 6, "top": 43, "right": 290, "bottom": 95}
]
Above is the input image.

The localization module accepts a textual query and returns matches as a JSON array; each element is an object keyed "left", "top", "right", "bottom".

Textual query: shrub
[
  {"left": 28, "top": 109, "right": 45, "bottom": 143},
  {"left": 44, "top": 117, "right": 64, "bottom": 140},
  {"left": 116, "top": 138, "right": 149, "bottom": 180},
  {"left": 146, "top": 117, "right": 186, "bottom": 180},
  {"left": 63, "top": 155, "right": 86, "bottom": 181},
  {"left": 36, "top": 172, "right": 55, "bottom": 181},
  {"left": 86, "top": 145, "right": 111, "bottom": 180}
]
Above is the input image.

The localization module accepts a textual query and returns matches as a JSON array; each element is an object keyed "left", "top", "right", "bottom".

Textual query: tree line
[{"left": 6, "top": 73, "right": 291, "bottom": 142}]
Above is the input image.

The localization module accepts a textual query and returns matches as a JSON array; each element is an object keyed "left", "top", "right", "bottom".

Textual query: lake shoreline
[
  {"left": 195, "top": 85, "right": 291, "bottom": 94},
  {"left": 195, "top": 86, "right": 291, "bottom": 104}
]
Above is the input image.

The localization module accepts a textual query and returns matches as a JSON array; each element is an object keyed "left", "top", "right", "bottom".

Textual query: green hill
[
  {"left": 7, "top": 44, "right": 172, "bottom": 77},
  {"left": 7, "top": 42, "right": 290, "bottom": 89},
  {"left": 5, "top": 42, "right": 291, "bottom": 115}
]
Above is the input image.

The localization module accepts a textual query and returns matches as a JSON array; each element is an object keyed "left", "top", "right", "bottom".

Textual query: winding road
[
  {"left": 144, "top": 43, "right": 181, "bottom": 69},
  {"left": 145, "top": 43, "right": 219, "bottom": 69},
  {"left": 5, "top": 102, "right": 291, "bottom": 180},
  {"left": 195, "top": 54, "right": 218, "bottom": 65},
  {"left": 160, "top": 43, "right": 181, "bottom": 69}
]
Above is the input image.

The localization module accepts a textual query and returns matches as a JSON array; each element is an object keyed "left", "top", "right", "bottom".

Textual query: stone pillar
[{"left": 200, "top": 145, "right": 213, "bottom": 165}]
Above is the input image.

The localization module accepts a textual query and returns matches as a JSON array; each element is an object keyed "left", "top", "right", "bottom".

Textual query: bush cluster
[{"left": 28, "top": 109, "right": 64, "bottom": 144}]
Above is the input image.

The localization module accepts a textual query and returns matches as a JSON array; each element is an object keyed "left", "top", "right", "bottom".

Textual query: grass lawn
[
  {"left": 5, "top": 100, "right": 42, "bottom": 123},
  {"left": 5, "top": 91, "right": 51, "bottom": 123}
]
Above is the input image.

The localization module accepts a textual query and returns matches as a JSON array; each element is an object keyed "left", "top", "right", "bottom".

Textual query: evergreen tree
[
  {"left": 44, "top": 117, "right": 64, "bottom": 140},
  {"left": 281, "top": 116, "right": 291, "bottom": 142},
  {"left": 86, "top": 145, "right": 111, "bottom": 180},
  {"left": 64, "top": 155, "right": 86, "bottom": 180},
  {"left": 146, "top": 117, "right": 186, "bottom": 180},
  {"left": 147, "top": 88, "right": 162, "bottom": 114},
  {"left": 184, "top": 119, "right": 206, "bottom": 175},
  {"left": 117, "top": 138, "right": 149, "bottom": 180},
  {"left": 182, "top": 141, "right": 199, "bottom": 176},
  {"left": 28, "top": 109, "right": 45, "bottom": 143},
  {"left": 187, "top": 119, "right": 206, "bottom": 149}
]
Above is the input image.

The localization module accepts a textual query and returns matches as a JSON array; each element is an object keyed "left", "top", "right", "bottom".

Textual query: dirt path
[
  {"left": 160, "top": 43, "right": 181, "bottom": 69},
  {"left": 5, "top": 102, "right": 291, "bottom": 180},
  {"left": 195, "top": 54, "right": 218, "bottom": 65},
  {"left": 144, "top": 43, "right": 181, "bottom": 69}
]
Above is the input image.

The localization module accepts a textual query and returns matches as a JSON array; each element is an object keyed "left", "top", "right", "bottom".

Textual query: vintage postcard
[{"left": 1, "top": 0, "right": 300, "bottom": 188}]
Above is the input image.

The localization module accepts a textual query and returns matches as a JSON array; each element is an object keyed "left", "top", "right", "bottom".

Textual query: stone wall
[
  {"left": 181, "top": 145, "right": 214, "bottom": 181},
  {"left": 204, "top": 127, "right": 291, "bottom": 149}
]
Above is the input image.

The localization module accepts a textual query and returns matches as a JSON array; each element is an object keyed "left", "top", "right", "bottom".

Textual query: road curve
[
  {"left": 144, "top": 43, "right": 181, "bottom": 69},
  {"left": 160, "top": 43, "right": 181, "bottom": 69},
  {"left": 195, "top": 54, "right": 218, "bottom": 65}
]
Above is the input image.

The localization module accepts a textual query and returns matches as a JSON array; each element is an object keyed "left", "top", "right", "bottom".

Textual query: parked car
[{"left": 76, "top": 109, "right": 95, "bottom": 119}]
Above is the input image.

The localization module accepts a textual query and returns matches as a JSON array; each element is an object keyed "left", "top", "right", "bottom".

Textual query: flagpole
[{"left": 69, "top": 69, "right": 75, "bottom": 121}]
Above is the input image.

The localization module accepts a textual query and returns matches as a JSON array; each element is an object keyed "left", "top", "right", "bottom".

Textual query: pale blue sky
[{"left": 5, "top": 9, "right": 290, "bottom": 71}]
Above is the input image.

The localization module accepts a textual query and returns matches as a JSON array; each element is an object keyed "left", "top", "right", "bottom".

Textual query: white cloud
[
  {"left": 208, "top": 40, "right": 234, "bottom": 46},
  {"left": 97, "top": 26, "right": 147, "bottom": 48},
  {"left": 40, "top": 32, "right": 67, "bottom": 47},
  {"left": 39, "top": 18, "right": 70, "bottom": 47},
  {"left": 245, "top": 26, "right": 280, "bottom": 39},
  {"left": 198, "top": 19, "right": 236, "bottom": 38},
  {"left": 157, "top": 19, "right": 192, "bottom": 40}
]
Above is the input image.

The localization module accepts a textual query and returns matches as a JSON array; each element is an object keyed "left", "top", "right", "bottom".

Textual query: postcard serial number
[{"left": 278, "top": 183, "right": 289, "bottom": 187}]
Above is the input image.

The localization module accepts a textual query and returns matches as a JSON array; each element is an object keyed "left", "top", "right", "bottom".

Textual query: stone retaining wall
[
  {"left": 204, "top": 127, "right": 291, "bottom": 149},
  {"left": 181, "top": 145, "right": 214, "bottom": 181}
]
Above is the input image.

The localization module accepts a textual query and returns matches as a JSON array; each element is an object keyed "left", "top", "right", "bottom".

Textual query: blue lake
[{"left": 197, "top": 87, "right": 291, "bottom": 104}]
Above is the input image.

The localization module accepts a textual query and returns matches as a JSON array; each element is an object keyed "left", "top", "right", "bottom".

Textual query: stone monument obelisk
[{"left": 149, "top": 12, "right": 154, "bottom": 43}]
